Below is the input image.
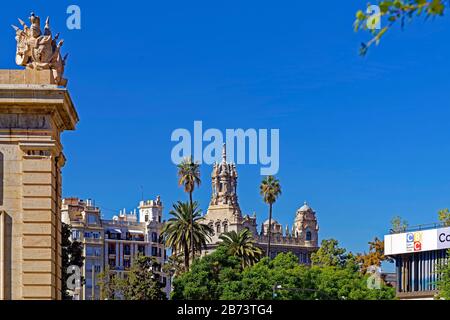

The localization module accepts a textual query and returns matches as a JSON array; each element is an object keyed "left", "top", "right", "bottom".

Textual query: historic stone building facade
[
  {"left": 62, "top": 197, "right": 169, "bottom": 300},
  {"left": 203, "top": 145, "right": 319, "bottom": 263},
  {"left": 0, "top": 12, "right": 78, "bottom": 300}
]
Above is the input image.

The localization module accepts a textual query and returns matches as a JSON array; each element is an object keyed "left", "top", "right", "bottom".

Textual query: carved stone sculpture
[{"left": 12, "top": 13, "right": 68, "bottom": 86}]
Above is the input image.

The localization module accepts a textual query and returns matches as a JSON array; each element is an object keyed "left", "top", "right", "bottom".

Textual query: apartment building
[{"left": 62, "top": 197, "right": 168, "bottom": 300}]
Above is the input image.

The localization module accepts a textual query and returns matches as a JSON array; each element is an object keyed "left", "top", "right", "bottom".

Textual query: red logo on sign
[{"left": 414, "top": 241, "right": 422, "bottom": 251}]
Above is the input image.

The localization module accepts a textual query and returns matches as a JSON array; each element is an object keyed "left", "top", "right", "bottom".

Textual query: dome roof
[
  {"left": 298, "top": 201, "right": 312, "bottom": 212},
  {"left": 263, "top": 219, "right": 280, "bottom": 225}
]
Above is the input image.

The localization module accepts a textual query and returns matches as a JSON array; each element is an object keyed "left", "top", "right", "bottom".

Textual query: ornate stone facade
[{"left": 202, "top": 145, "right": 319, "bottom": 263}]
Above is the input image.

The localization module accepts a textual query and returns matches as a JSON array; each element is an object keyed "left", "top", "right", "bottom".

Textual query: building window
[
  {"left": 108, "top": 244, "right": 116, "bottom": 255},
  {"left": 145, "top": 215, "right": 149, "bottom": 222},
  {"left": 72, "top": 230, "right": 80, "bottom": 240},
  {"left": 216, "top": 224, "right": 221, "bottom": 234},
  {"left": 306, "top": 229, "right": 312, "bottom": 241},
  {"left": 151, "top": 246, "right": 158, "bottom": 257},
  {"left": 124, "top": 244, "right": 131, "bottom": 255},
  {"left": 138, "top": 245, "right": 145, "bottom": 255},
  {"left": 124, "top": 260, "right": 131, "bottom": 269},
  {"left": 84, "top": 232, "right": 91, "bottom": 238},
  {"left": 85, "top": 247, "right": 91, "bottom": 257},
  {"left": 223, "top": 223, "right": 228, "bottom": 233},
  {"left": 87, "top": 214, "right": 97, "bottom": 225},
  {"left": 108, "top": 259, "right": 116, "bottom": 268},
  {"left": 151, "top": 232, "right": 158, "bottom": 243},
  {"left": 208, "top": 223, "right": 214, "bottom": 235}
]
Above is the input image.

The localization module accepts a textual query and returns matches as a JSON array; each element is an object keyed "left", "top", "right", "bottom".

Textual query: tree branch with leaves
[{"left": 354, "top": 0, "right": 448, "bottom": 55}]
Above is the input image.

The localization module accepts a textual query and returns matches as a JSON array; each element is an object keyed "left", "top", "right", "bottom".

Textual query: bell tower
[{"left": 203, "top": 144, "right": 243, "bottom": 244}]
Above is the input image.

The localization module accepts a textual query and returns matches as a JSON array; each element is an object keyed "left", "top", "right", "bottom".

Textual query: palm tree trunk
[
  {"left": 267, "top": 203, "right": 273, "bottom": 258},
  {"left": 189, "top": 191, "right": 195, "bottom": 264},
  {"left": 184, "top": 242, "right": 190, "bottom": 271}
]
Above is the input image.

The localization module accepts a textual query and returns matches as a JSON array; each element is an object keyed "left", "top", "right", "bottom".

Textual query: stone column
[{"left": 0, "top": 69, "right": 78, "bottom": 300}]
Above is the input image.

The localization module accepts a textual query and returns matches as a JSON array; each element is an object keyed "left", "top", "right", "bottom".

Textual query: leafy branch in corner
[{"left": 354, "top": 0, "right": 448, "bottom": 55}]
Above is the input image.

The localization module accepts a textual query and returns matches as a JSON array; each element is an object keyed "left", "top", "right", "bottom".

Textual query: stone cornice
[{"left": 0, "top": 82, "right": 79, "bottom": 132}]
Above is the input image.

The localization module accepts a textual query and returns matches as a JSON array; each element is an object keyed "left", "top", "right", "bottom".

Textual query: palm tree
[
  {"left": 162, "top": 201, "right": 212, "bottom": 270},
  {"left": 219, "top": 229, "right": 263, "bottom": 268},
  {"left": 259, "top": 175, "right": 282, "bottom": 258},
  {"left": 177, "top": 157, "right": 201, "bottom": 263}
]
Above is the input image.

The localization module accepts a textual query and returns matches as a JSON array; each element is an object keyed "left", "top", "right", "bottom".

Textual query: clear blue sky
[{"left": 2, "top": 1, "right": 450, "bottom": 258}]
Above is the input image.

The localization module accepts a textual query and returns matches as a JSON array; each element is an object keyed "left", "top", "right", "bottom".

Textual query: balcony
[{"left": 83, "top": 238, "right": 103, "bottom": 244}]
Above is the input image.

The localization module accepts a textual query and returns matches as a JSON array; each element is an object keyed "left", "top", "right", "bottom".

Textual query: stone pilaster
[{"left": 0, "top": 69, "right": 78, "bottom": 300}]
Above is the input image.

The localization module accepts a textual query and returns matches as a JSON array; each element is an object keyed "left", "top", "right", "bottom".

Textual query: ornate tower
[
  {"left": 294, "top": 202, "right": 319, "bottom": 247},
  {"left": 203, "top": 144, "right": 243, "bottom": 245},
  {"left": 0, "top": 13, "right": 78, "bottom": 300}
]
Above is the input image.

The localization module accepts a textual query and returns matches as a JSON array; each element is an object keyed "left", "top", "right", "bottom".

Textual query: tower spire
[{"left": 222, "top": 143, "right": 227, "bottom": 163}]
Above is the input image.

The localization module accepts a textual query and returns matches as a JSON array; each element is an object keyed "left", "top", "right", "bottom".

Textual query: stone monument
[{"left": 0, "top": 13, "right": 78, "bottom": 300}]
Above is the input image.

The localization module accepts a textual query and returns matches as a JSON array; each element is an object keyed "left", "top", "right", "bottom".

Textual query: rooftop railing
[{"left": 389, "top": 221, "right": 448, "bottom": 234}]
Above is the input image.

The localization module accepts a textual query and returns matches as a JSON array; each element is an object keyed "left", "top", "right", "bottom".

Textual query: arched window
[
  {"left": 216, "top": 223, "right": 221, "bottom": 234},
  {"left": 306, "top": 229, "right": 312, "bottom": 241},
  {"left": 223, "top": 223, "right": 228, "bottom": 233}
]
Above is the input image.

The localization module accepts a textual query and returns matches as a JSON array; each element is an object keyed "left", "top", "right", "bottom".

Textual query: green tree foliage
[
  {"left": 173, "top": 244, "right": 396, "bottom": 300},
  {"left": 97, "top": 266, "right": 118, "bottom": 300},
  {"left": 163, "top": 253, "right": 186, "bottom": 277},
  {"left": 115, "top": 256, "right": 167, "bottom": 300},
  {"left": 259, "top": 175, "right": 282, "bottom": 258},
  {"left": 311, "top": 239, "right": 351, "bottom": 267},
  {"left": 308, "top": 262, "right": 395, "bottom": 300},
  {"left": 221, "top": 253, "right": 316, "bottom": 300},
  {"left": 219, "top": 229, "right": 263, "bottom": 269},
  {"left": 162, "top": 201, "right": 213, "bottom": 271},
  {"left": 438, "top": 208, "right": 450, "bottom": 226},
  {"left": 177, "top": 156, "right": 201, "bottom": 264},
  {"left": 391, "top": 215, "right": 409, "bottom": 233},
  {"left": 437, "top": 210, "right": 450, "bottom": 299},
  {"left": 172, "top": 246, "right": 242, "bottom": 300},
  {"left": 437, "top": 250, "right": 450, "bottom": 299},
  {"left": 354, "top": 0, "right": 447, "bottom": 55},
  {"left": 61, "top": 222, "right": 84, "bottom": 300}
]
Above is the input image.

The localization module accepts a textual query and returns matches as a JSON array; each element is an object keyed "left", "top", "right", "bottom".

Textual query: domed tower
[
  {"left": 204, "top": 144, "right": 243, "bottom": 245},
  {"left": 294, "top": 201, "right": 319, "bottom": 247}
]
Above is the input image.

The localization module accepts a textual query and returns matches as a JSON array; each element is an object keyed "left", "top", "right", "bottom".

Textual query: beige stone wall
[{"left": 0, "top": 69, "right": 78, "bottom": 300}]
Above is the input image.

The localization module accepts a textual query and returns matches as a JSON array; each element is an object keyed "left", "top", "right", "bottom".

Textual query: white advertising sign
[{"left": 384, "top": 226, "right": 450, "bottom": 255}]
